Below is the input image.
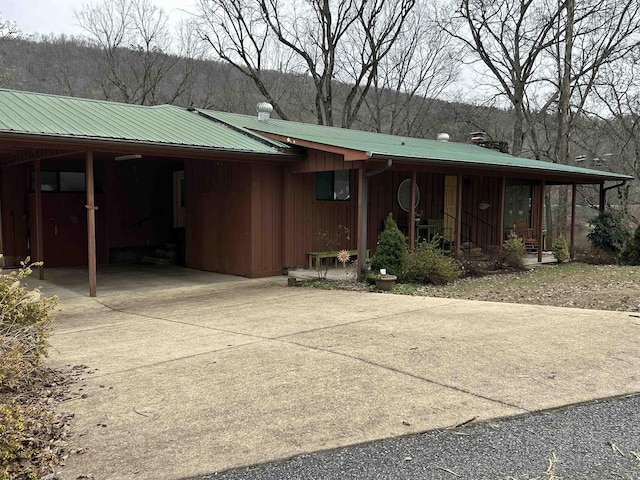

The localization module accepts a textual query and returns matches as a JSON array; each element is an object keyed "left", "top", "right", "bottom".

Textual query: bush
[
  {"left": 404, "top": 238, "right": 462, "bottom": 285},
  {"left": 573, "top": 247, "right": 617, "bottom": 265},
  {"left": 0, "top": 401, "right": 52, "bottom": 480},
  {"left": 587, "top": 211, "right": 630, "bottom": 255},
  {"left": 1, "top": 258, "right": 60, "bottom": 479},
  {"left": 620, "top": 225, "right": 640, "bottom": 265},
  {"left": 371, "top": 214, "right": 407, "bottom": 276},
  {"left": 1, "top": 261, "right": 57, "bottom": 393},
  {"left": 552, "top": 234, "right": 570, "bottom": 263},
  {"left": 502, "top": 231, "right": 526, "bottom": 269}
]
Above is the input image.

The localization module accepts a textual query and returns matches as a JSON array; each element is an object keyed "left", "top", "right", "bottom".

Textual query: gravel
[{"left": 194, "top": 393, "right": 640, "bottom": 480}]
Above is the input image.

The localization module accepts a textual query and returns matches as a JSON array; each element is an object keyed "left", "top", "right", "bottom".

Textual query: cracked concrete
[{"left": 39, "top": 266, "right": 640, "bottom": 480}]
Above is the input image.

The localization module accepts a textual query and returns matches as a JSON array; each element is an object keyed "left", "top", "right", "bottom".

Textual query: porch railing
[{"left": 440, "top": 209, "right": 494, "bottom": 254}]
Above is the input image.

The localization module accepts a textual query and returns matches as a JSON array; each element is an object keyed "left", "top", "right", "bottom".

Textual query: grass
[
  {"left": 417, "top": 263, "right": 640, "bottom": 312},
  {"left": 303, "top": 262, "right": 640, "bottom": 313}
]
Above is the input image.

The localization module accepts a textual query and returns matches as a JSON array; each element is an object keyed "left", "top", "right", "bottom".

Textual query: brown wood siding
[
  {"left": 290, "top": 149, "right": 357, "bottom": 173},
  {"left": 367, "top": 171, "right": 444, "bottom": 254},
  {"left": 0, "top": 165, "right": 29, "bottom": 265},
  {"left": 282, "top": 168, "right": 358, "bottom": 268},
  {"left": 250, "top": 163, "right": 283, "bottom": 277},
  {"left": 185, "top": 159, "right": 252, "bottom": 276},
  {"left": 460, "top": 176, "right": 504, "bottom": 247}
]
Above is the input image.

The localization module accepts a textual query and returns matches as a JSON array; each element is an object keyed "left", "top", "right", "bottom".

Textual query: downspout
[
  {"left": 600, "top": 180, "right": 627, "bottom": 214},
  {"left": 358, "top": 159, "right": 392, "bottom": 277}
]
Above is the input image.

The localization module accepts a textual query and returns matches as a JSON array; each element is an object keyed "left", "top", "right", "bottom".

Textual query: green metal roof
[
  {"left": 204, "top": 110, "right": 633, "bottom": 181},
  {"left": 0, "top": 89, "right": 287, "bottom": 155}
]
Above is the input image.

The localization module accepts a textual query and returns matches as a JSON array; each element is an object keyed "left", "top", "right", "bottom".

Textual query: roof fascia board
[
  {"left": 0, "top": 131, "right": 298, "bottom": 162},
  {"left": 0, "top": 148, "right": 86, "bottom": 166},
  {"left": 368, "top": 153, "right": 633, "bottom": 184}
]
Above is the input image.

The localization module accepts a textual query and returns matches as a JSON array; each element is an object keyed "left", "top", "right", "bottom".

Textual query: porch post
[
  {"left": 455, "top": 174, "right": 462, "bottom": 259},
  {"left": 86, "top": 151, "right": 97, "bottom": 297},
  {"left": 570, "top": 183, "right": 577, "bottom": 258},
  {"left": 357, "top": 166, "right": 367, "bottom": 278},
  {"left": 599, "top": 182, "right": 605, "bottom": 214},
  {"left": 538, "top": 180, "right": 545, "bottom": 263},
  {"left": 409, "top": 170, "right": 416, "bottom": 250},
  {"left": 498, "top": 176, "right": 506, "bottom": 246},
  {"left": 34, "top": 159, "right": 44, "bottom": 280}
]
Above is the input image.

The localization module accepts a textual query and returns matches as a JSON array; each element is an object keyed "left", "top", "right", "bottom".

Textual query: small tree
[
  {"left": 587, "top": 211, "right": 629, "bottom": 255},
  {"left": 371, "top": 214, "right": 407, "bottom": 276},
  {"left": 552, "top": 233, "right": 570, "bottom": 264}
]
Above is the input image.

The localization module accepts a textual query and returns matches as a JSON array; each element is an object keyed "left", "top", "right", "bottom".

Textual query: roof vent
[
  {"left": 436, "top": 133, "right": 450, "bottom": 142},
  {"left": 256, "top": 102, "right": 273, "bottom": 122}
]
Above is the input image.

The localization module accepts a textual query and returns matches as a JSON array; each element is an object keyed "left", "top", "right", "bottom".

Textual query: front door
[{"left": 443, "top": 175, "right": 457, "bottom": 242}]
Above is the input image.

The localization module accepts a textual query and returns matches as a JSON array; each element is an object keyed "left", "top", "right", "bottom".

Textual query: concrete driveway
[{"left": 43, "top": 269, "right": 640, "bottom": 480}]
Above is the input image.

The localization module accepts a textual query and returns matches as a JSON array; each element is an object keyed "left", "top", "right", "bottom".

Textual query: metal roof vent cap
[
  {"left": 256, "top": 102, "right": 273, "bottom": 121},
  {"left": 437, "top": 133, "right": 450, "bottom": 142}
]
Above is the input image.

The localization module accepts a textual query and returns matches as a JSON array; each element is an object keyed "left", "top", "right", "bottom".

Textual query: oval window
[{"left": 397, "top": 178, "right": 420, "bottom": 212}]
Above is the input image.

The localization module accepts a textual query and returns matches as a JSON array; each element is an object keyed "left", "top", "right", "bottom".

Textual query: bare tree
[
  {"left": 0, "top": 14, "right": 21, "bottom": 87},
  {"left": 76, "top": 0, "right": 199, "bottom": 105},
  {"left": 443, "top": 0, "right": 564, "bottom": 156},
  {"left": 0, "top": 14, "right": 19, "bottom": 40},
  {"left": 195, "top": 0, "right": 418, "bottom": 127},
  {"left": 362, "top": 4, "right": 460, "bottom": 136}
]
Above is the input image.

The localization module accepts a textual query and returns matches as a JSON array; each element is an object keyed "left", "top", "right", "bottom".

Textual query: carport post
[
  {"left": 86, "top": 151, "right": 97, "bottom": 297},
  {"left": 34, "top": 159, "right": 44, "bottom": 280}
]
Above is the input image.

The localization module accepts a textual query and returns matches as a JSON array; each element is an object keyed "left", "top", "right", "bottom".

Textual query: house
[{"left": 0, "top": 89, "right": 632, "bottom": 295}]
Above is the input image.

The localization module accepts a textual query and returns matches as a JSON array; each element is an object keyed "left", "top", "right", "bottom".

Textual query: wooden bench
[{"left": 308, "top": 249, "right": 369, "bottom": 270}]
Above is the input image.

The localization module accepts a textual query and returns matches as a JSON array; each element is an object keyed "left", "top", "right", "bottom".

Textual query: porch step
[
  {"left": 460, "top": 242, "right": 483, "bottom": 257},
  {"left": 140, "top": 244, "right": 177, "bottom": 265}
]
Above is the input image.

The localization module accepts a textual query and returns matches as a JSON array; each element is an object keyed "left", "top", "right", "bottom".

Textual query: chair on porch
[{"left": 514, "top": 219, "right": 538, "bottom": 253}]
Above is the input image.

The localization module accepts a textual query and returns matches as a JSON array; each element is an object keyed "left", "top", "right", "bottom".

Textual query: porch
[{"left": 288, "top": 252, "right": 558, "bottom": 281}]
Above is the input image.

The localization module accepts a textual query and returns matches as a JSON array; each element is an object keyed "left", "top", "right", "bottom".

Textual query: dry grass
[{"left": 417, "top": 263, "right": 640, "bottom": 312}]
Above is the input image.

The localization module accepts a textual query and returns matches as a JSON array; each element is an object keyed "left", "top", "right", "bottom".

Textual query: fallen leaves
[{"left": 420, "top": 264, "right": 640, "bottom": 312}]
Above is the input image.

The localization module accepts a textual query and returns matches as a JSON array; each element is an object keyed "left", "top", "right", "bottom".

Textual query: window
[
  {"left": 31, "top": 171, "right": 86, "bottom": 192},
  {"left": 60, "top": 172, "right": 86, "bottom": 192},
  {"left": 316, "top": 170, "right": 350, "bottom": 201}
]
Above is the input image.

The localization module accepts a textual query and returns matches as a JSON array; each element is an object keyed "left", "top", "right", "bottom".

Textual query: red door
[{"left": 29, "top": 193, "right": 107, "bottom": 267}]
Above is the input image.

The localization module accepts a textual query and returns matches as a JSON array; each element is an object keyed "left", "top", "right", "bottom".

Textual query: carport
[{"left": 0, "top": 89, "right": 292, "bottom": 296}]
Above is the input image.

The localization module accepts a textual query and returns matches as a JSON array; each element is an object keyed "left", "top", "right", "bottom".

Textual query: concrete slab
[
  {"left": 60, "top": 342, "right": 520, "bottom": 480},
  {"left": 44, "top": 273, "right": 640, "bottom": 480}
]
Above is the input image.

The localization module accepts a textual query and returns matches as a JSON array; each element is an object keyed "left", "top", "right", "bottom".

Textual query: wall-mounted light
[
  {"left": 478, "top": 201, "right": 490, "bottom": 211},
  {"left": 115, "top": 154, "right": 142, "bottom": 161}
]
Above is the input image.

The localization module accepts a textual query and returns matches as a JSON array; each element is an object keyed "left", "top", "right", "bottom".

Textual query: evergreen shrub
[{"left": 371, "top": 214, "right": 407, "bottom": 276}]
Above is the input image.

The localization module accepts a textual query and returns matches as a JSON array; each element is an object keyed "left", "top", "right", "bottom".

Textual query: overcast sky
[{"left": 1, "top": 0, "right": 195, "bottom": 37}]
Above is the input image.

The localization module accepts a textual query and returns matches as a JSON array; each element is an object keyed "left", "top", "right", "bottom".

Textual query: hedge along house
[
  {"left": 0, "top": 89, "right": 294, "bottom": 296},
  {"left": 200, "top": 105, "right": 632, "bottom": 275},
  {"left": 0, "top": 89, "right": 632, "bottom": 296}
]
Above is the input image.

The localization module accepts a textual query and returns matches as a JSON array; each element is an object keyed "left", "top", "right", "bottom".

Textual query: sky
[{"left": 0, "top": 0, "right": 195, "bottom": 37}]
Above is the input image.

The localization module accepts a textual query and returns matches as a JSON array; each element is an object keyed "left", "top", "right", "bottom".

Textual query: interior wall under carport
[{"left": 0, "top": 153, "right": 184, "bottom": 268}]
